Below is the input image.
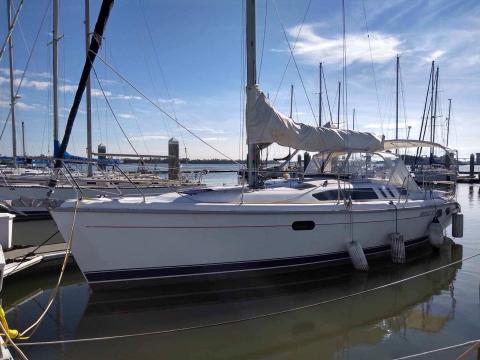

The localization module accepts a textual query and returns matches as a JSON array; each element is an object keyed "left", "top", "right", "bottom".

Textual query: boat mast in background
[
  {"left": 85, "top": 0, "right": 93, "bottom": 176},
  {"left": 446, "top": 98, "right": 451, "bottom": 147},
  {"left": 246, "top": 0, "right": 259, "bottom": 188},
  {"left": 289, "top": 84, "right": 293, "bottom": 119},
  {"left": 395, "top": 55, "right": 399, "bottom": 141},
  {"left": 337, "top": 81, "right": 340, "bottom": 128},
  {"left": 6, "top": 0, "right": 17, "bottom": 168},
  {"left": 21, "top": 121, "right": 26, "bottom": 158},
  {"left": 433, "top": 66, "right": 439, "bottom": 144},
  {"left": 395, "top": 55, "right": 399, "bottom": 154},
  {"left": 319, "top": 62, "right": 322, "bottom": 126},
  {"left": 52, "top": 0, "right": 60, "bottom": 157},
  {"left": 352, "top": 108, "right": 355, "bottom": 131},
  {"left": 429, "top": 62, "right": 436, "bottom": 164}
]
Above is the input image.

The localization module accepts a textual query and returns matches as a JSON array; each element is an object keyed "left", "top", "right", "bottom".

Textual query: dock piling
[
  {"left": 168, "top": 138, "right": 180, "bottom": 180},
  {"left": 470, "top": 154, "right": 475, "bottom": 177}
]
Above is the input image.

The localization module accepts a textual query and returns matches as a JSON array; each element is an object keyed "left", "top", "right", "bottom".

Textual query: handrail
[
  {"left": 60, "top": 163, "right": 84, "bottom": 198},
  {"left": 112, "top": 163, "right": 146, "bottom": 202}
]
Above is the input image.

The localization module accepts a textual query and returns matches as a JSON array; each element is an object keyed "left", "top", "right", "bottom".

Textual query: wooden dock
[{"left": 3, "top": 243, "right": 67, "bottom": 278}]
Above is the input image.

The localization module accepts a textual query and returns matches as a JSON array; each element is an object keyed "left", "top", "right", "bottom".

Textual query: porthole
[{"left": 292, "top": 221, "right": 315, "bottom": 231}]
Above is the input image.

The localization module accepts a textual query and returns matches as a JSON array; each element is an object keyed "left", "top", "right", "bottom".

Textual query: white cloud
[
  {"left": 111, "top": 94, "right": 142, "bottom": 101},
  {"left": 130, "top": 134, "right": 169, "bottom": 141},
  {"left": 24, "top": 79, "right": 50, "bottom": 90},
  {"left": 118, "top": 113, "right": 135, "bottom": 119},
  {"left": 202, "top": 137, "right": 227, "bottom": 142},
  {"left": 425, "top": 50, "right": 445, "bottom": 62},
  {"left": 284, "top": 24, "right": 401, "bottom": 65},
  {"left": 190, "top": 127, "right": 224, "bottom": 134},
  {"left": 90, "top": 88, "right": 112, "bottom": 97},
  {"left": 0, "top": 99, "right": 36, "bottom": 110},
  {"left": 157, "top": 97, "right": 186, "bottom": 105},
  {"left": 60, "top": 84, "right": 111, "bottom": 97}
]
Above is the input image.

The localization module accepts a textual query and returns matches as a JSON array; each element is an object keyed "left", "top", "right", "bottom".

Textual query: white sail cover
[{"left": 246, "top": 86, "right": 383, "bottom": 153}]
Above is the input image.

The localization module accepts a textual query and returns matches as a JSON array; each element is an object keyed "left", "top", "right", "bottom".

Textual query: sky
[{"left": 0, "top": 0, "right": 479, "bottom": 160}]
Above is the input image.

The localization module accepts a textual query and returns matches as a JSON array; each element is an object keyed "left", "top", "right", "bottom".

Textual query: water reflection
[{"left": 4, "top": 243, "right": 463, "bottom": 359}]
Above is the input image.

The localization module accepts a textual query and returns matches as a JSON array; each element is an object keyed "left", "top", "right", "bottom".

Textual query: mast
[
  {"left": 414, "top": 61, "right": 434, "bottom": 167},
  {"left": 289, "top": 84, "right": 293, "bottom": 119},
  {"left": 21, "top": 121, "right": 25, "bottom": 158},
  {"left": 49, "top": 0, "right": 114, "bottom": 182},
  {"left": 6, "top": 0, "right": 17, "bottom": 168},
  {"left": 85, "top": 0, "right": 93, "bottom": 176},
  {"left": 446, "top": 98, "right": 451, "bottom": 147},
  {"left": 429, "top": 61, "right": 435, "bottom": 164},
  {"left": 337, "top": 81, "right": 341, "bottom": 128},
  {"left": 395, "top": 55, "right": 399, "bottom": 142},
  {"left": 53, "top": 0, "right": 60, "bottom": 156},
  {"left": 0, "top": 0, "right": 23, "bottom": 63},
  {"left": 352, "top": 108, "right": 355, "bottom": 130},
  {"left": 319, "top": 62, "right": 322, "bottom": 126},
  {"left": 246, "top": 0, "right": 259, "bottom": 188},
  {"left": 432, "top": 67, "right": 439, "bottom": 144}
]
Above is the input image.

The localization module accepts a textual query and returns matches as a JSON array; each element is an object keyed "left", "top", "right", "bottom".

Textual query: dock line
[{"left": 392, "top": 338, "right": 480, "bottom": 359}]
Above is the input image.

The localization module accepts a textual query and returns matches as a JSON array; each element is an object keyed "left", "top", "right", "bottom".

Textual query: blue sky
[{"left": 0, "top": 0, "right": 479, "bottom": 160}]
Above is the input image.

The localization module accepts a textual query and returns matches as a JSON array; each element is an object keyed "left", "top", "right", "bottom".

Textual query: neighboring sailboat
[
  {"left": 51, "top": 0, "right": 462, "bottom": 286},
  {"left": 412, "top": 63, "right": 458, "bottom": 185}
]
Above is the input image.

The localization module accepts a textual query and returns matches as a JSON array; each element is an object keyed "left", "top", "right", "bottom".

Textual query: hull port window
[
  {"left": 313, "top": 189, "right": 378, "bottom": 201},
  {"left": 292, "top": 221, "right": 315, "bottom": 231}
]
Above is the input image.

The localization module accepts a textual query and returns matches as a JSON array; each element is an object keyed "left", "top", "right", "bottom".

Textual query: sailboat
[{"left": 50, "top": 0, "right": 462, "bottom": 286}]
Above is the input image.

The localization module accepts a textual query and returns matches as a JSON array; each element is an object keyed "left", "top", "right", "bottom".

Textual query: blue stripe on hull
[{"left": 85, "top": 237, "right": 427, "bottom": 283}]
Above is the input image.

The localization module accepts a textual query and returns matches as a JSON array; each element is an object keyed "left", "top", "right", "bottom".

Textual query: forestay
[{"left": 246, "top": 86, "right": 383, "bottom": 153}]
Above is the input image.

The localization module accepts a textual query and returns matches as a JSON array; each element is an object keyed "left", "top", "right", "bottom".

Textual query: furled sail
[{"left": 246, "top": 86, "right": 383, "bottom": 153}]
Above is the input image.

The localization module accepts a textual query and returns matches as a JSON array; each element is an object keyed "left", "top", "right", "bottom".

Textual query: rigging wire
[
  {"left": 321, "top": 68, "right": 334, "bottom": 124},
  {"left": 91, "top": 66, "right": 140, "bottom": 157},
  {"left": 271, "top": 1, "right": 311, "bottom": 101},
  {"left": 272, "top": 0, "right": 317, "bottom": 126},
  {"left": 138, "top": 0, "right": 189, "bottom": 159},
  {"left": 93, "top": 52, "right": 245, "bottom": 167},
  {"left": 257, "top": 0, "right": 268, "bottom": 83},
  {"left": 361, "top": 0, "right": 384, "bottom": 134},
  {"left": 16, "top": 251, "right": 480, "bottom": 347},
  {"left": 0, "top": 0, "right": 51, "bottom": 142},
  {"left": 108, "top": 48, "right": 151, "bottom": 155}
]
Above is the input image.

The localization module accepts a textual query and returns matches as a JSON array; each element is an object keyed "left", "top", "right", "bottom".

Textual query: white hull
[{"left": 51, "top": 195, "right": 457, "bottom": 284}]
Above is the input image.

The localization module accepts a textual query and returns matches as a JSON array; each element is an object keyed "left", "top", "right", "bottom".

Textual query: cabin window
[
  {"left": 312, "top": 190, "right": 339, "bottom": 201},
  {"left": 386, "top": 188, "right": 396, "bottom": 197},
  {"left": 313, "top": 189, "right": 378, "bottom": 201},
  {"left": 292, "top": 221, "right": 315, "bottom": 231},
  {"left": 347, "top": 188, "right": 379, "bottom": 200}
]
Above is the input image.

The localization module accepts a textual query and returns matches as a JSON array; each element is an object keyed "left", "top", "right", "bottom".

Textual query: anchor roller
[
  {"left": 347, "top": 241, "right": 369, "bottom": 271},
  {"left": 428, "top": 218, "right": 444, "bottom": 248},
  {"left": 452, "top": 213, "right": 463, "bottom": 238},
  {"left": 390, "top": 232, "right": 405, "bottom": 263}
]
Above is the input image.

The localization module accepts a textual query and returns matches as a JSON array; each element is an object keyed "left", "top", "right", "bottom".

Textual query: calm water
[{"left": 2, "top": 183, "right": 480, "bottom": 359}]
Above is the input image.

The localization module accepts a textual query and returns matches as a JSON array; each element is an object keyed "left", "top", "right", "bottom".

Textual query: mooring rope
[
  {"left": 392, "top": 338, "right": 480, "bottom": 359},
  {"left": 16, "top": 251, "right": 480, "bottom": 347}
]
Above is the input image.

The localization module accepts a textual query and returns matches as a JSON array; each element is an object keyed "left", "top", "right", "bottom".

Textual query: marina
[{"left": 0, "top": 0, "right": 479, "bottom": 359}]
